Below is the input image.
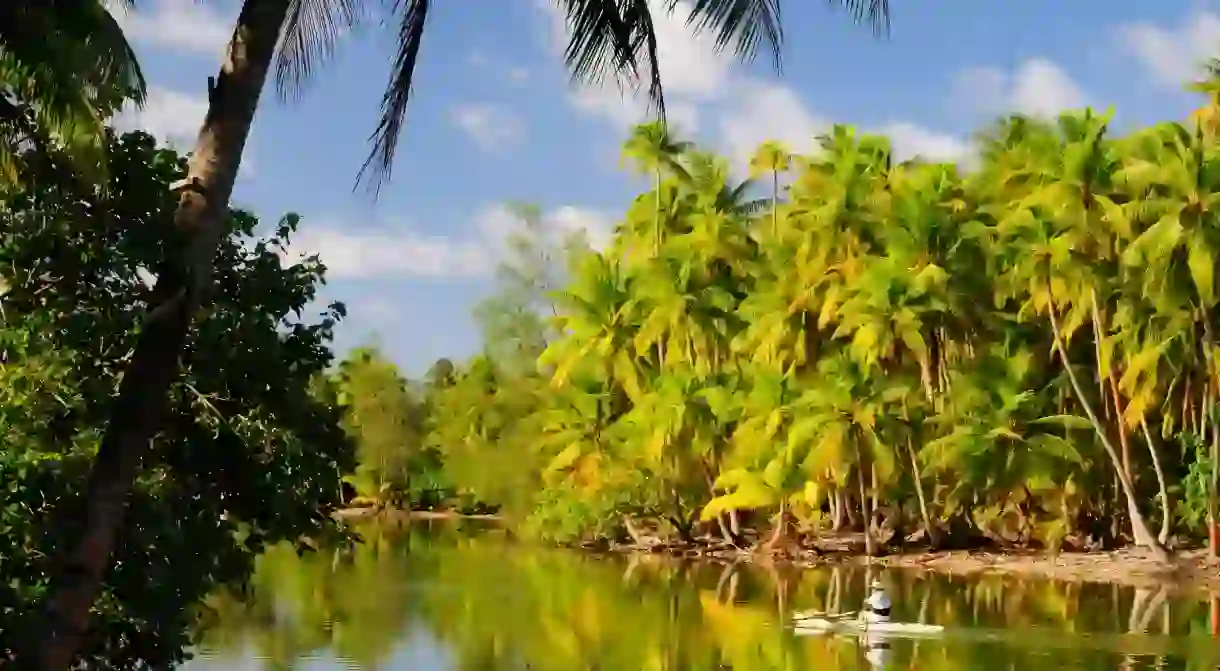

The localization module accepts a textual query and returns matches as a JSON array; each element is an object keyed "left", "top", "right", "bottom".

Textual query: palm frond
[
  {"left": 275, "top": 0, "right": 363, "bottom": 102},
  {"left": 687, "top": 0, "right": 784, "bottom": 71},
  {"left": 356, "top": 0, "right": 429, "bottom": 193}
]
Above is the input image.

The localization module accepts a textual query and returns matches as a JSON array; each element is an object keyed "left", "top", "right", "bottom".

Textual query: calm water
[{"left": 184, "top": 519, "right": 1220, "bottom": 670}]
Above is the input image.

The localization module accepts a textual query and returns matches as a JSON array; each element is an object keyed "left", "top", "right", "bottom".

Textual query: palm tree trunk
[
  {"left": 653, "top": 168, "right": 662, "bottom": 256},
  {"left": 1209, "top": 419, "right": 1219, "bottom": 557},
  {"left": 1139, "top": 419, "right": 1172, "bottom": 544},
  {"left": 831, "top": 484, "right": 845, "bottom": 531},
  {"left": 856, "top": 459, "right": 875, "bottom": 556},
  {"left": 1197, "top": 314, "right": 1219, "bottom": 558},
  {"left": 23, "top": 2, "right": 287, "bottom": 668},
  {"left": 1047, "top": 300, "right": 1169, "bottom": 561},
  {"left": 907, "top": 438, "right": 937, "bottom": 548},
  {"left": 768, "top": 499, "right": 788, "bottom": 550},
  {"left": 770, "top": 169, "right": 778, "bottom": 236}
]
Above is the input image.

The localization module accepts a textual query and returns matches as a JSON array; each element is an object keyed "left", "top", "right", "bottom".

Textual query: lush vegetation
[
  {"left": 5, "top": 6, "right": 893, "bottom": 664},
  {"left": 0, "top": 0, "right": 145, "bottom": 185},
  {"left": 198, "top": 523, "right": 1220, "bottom": 670},
  {"left": 0, "top": 129, "right": 352, "bottom": 669},
  {"left": 344, "top": 111, "right": 1220, "bottom": 561}
]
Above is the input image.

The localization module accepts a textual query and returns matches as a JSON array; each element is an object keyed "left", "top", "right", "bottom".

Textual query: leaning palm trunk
[
  {"left": 1139, "top": 419, "right": 1172, "bottom": 544},
  {"left": 1046, "top": 300, "right": 1169, "bottom": 561},
  {"left": 907, "top": 438, "right": 938, "bottom": 548},
  {"left": 24, "top": 2, "right": 288, "bottom": 668},
  {"left": 855, "top": 458, "right": 875, "bottom": 556}
]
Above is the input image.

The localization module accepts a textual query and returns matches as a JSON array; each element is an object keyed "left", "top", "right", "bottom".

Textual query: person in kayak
[{"left": 861, "top": 579, "right": 892, "bottom": 622}]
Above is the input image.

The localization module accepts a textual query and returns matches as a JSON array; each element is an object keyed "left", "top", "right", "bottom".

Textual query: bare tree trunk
[{"left": 20, "top": 3, "right": 287, "bottom": 668}]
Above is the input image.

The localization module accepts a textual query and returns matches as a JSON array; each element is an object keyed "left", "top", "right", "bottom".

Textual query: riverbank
[
  {"left": 598, "top": 542, "right": 1220, "bottom": 594},
  {"left": 846, "top": 548, "right": 1220, "bottom": 593},
  {"left": 582, "top": 524, "right": 1220, "bottom": 594},
  {"left": 334, "top": 507, "right": 503, "bottom": 522},
  {"left": 335, "top": 508, "right": 1220, "bottom": 593}
]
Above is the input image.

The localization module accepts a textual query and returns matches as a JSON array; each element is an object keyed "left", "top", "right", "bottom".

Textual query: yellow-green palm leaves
[{"left": 0, "top": 0, "right": 147, "bottom": 185}]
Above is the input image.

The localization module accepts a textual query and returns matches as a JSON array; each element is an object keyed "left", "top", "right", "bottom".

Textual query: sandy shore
[
  {"left": 830, "top": 548, "right": 1220, "bottom": 594},
  {"left": 618, "top": 544, "right": 1220, "bottom": 595}
]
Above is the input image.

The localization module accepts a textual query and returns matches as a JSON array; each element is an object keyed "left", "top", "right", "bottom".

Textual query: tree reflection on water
[{"left": 190, "top": 520, "right": 1220, "bottom": 671}]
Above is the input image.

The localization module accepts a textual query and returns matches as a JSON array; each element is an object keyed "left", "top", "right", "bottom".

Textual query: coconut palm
[
  {"left": 30, "top": 2, "right": 894, "bottom": 664},
  {"left": 0, "top": 0, "right": 146, "bottom": 185},
  {"left": 748, "top": 140, "right": 791, "bottom": 236}
]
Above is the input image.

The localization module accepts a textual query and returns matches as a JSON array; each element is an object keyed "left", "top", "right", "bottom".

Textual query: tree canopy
[
  {"left": 0, "top": 129, "right": 352, "bottom": 669},
  {"left": 409, "top": 111, "right": 1220, "bottom": 560}
]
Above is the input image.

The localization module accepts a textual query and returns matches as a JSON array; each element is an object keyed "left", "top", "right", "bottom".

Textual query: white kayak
[{"left": 791, "top": 613, "right": 945, "bottom": 638}]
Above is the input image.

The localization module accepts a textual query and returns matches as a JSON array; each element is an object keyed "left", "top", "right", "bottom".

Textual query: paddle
[{"left": 792, "top": 609, "right": 859, "bottom": 622}]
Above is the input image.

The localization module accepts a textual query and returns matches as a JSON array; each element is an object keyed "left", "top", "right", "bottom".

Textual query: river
[{"left": 183, "top": 517, "right": 1220, "bottom": 670}]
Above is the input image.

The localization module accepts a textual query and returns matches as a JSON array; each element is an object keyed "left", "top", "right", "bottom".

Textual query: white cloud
[
  {"left": 950, "top": 58, "right": 1087, "bottom": 119},
  {"left": 113, "top": 87, "right": 208, "bottom": 146},
  {"left": 1010, "top": 59, "right": 1088, "bottom": 117},
  {"left": 1118, "top": 11, "right": 1220, "bottom": 88},
  {"left": 279, "top": 204, "right": 613, "bottom": 281},
  {"left": 717, "top": 79, "right": 969, "bottom": 171},
  {"left": 476, "top": 204, "right": 615, "bottom": 253},
  {"left": 881, "top": 122, "right": 972, "bottom": 163},
  {"left": 281, "top": 226, "right": 490, "bottom": 280},
  {"left": 450, "top": 104, "right": 526, "bottom": 154},
  {"left": 718, "top": 80, "right": 827, "bottom": 168},
  {"left": 107, "top": 0, "right": 233, "bottom": 58}
]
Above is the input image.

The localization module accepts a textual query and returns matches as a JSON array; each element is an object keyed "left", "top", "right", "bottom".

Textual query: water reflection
[{"left": 187, "top": 520, "right": 1220, "bottom": 670}]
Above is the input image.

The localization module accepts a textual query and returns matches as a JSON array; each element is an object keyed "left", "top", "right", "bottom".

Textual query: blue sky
[{"left": 111, "top": 0, "right": 1220, "bottom": 376}]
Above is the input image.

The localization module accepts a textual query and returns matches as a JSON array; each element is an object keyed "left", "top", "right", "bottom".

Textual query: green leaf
[{"left": 1187, "top": 230, "right": 1216, "bottom": 307}]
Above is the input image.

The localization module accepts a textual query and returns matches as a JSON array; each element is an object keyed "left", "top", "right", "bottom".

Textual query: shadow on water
[{"left": 186, "top": 519, "right": 1220, "bottom": 671}]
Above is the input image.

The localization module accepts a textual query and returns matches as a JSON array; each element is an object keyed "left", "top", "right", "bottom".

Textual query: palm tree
[
  {"left": 0, "top": 0, "right": 146, "bottom": 185},
  {"left": 1187, "top": 57, "right": 1220, "bottom": 136},
  {"left": 622, "top": 121, "right": 694, "bottom": 258},
  {"left": 748, "top": 140, "right": 791, "bottom": 236},
  {"left": 26, "top": 1, "right": 892, "bottom": 666}
]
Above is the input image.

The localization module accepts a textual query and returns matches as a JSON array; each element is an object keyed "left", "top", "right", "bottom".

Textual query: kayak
[{"left": 791, "top": 614, "right": 945, "bottom": 637}]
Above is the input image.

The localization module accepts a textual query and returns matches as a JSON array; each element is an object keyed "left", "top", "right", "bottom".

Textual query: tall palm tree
[
  {"left": 748, "top": 140, "right": 791, "bottom": 236},
  {"left": 0, "top": 0, "right": 146, "bottom": 185},
  {"left": 622, "top": 120, "right": 694, "bottom": 256},
  {"left": 25, "top": 1, "right": 892, "bottom": 668}
]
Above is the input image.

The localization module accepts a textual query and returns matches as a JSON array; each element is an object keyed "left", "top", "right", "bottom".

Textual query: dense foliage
[
  {"left": 0, "top": 130, "right": 352, "bottom": 669},
  {"left": 320, "top": 348, "right": 456, "bottom": 510},
  {"left": 406, "top": 112, "right": 1220, "bottom": 558},
  {"left": 0, "top": 0, "right": 146, "bottom": 184}
]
